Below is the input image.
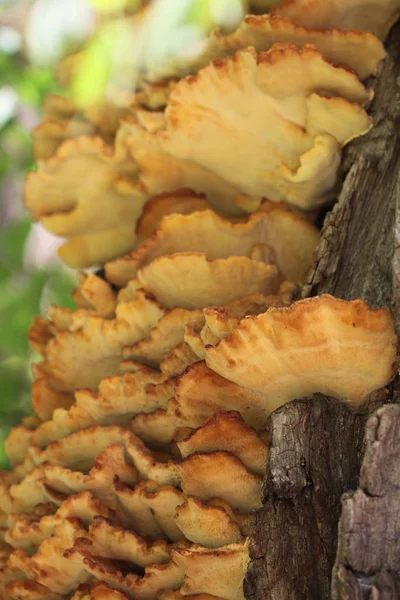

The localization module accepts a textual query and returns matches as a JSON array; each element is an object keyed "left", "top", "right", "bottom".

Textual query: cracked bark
[
  {"left": 244, "top": 21, "right": 400, "bottom": 600},
  {"left": 332, "top": 404, "right": 400, "bottom": 600}
]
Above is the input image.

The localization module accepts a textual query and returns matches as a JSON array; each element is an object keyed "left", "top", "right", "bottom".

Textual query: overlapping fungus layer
[{"left": 1, "top": 1, "right": 399, "bottom": 599}]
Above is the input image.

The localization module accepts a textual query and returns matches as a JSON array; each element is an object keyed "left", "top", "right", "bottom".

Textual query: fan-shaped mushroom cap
[
  {"left": 6, "top": 426, "right": 36, "bottom": 468},
  {"left": 25, "top": 134, "right": 146, "bottom": 269},
  {"left": 132, "top": 361, "right": 274, "bottom": 448},
  {"left": 159, "top": 343, "right": 201, "bottom": 378},
  {"left": 136, "top": 189, "right": 211, "bottom": 240},
  {"left": 141, "top": 486, "right": 186, "bottom": 543},
  {"left": 32, "top": 370, "right": 172, "bottom": 449},
  {"left": 175, "top": 497, "right": 243, "bottom": 548},
  {"left": 172, "top": 540, "right": 249, "bottom": 600},
  {"left": 158, "top": 593, "right": 224, "bottom": 600},
  {"left": 115, "top": 480, "right": 167, "bottom": 540},
  {"left": 123, "top": 309, "right": 204, "bottom": 367},
  {"left": 28, "top": 318, "right": 54, "bottom": 356},
  {"left": 131, "top": 404, "right": 188, "bottom": 449},
  {"left": 107, "top": 207, "right": 318, "bottom": 286},
  {"left": 72, "top": 582, "right": 129, "bottom": 600},
  {"left": 83, "top": 557, "right": 184, "bottom": 600},
  {"left": 150, "top": 14, "right": 385, "bottom": 81},
  {"left": 143, "top": 45, "right": 371, "bottom": 211},
  {"left": 272, "top": 0, "right": 400, "bottom": 40},
  {"left": 6, "top": 492, "right": 113, "bottom": 551},
  {"left": 125, "top": 434, "right": 180, "bottom": 487},
  {"left": 177, "top": 412, "right": 268, "bottom": 475},
  {"left": 35, "top": 290, "right": 165, "bottom": 393},
  {"left": 72, "top": 274, "right": 117, "bottom": 318},
  {"left": 176, "top": 362, "right": 273, "bottom": 431},
  {"left": 10, "top": 519, "right": 91, "bottom": 594},
  {"left": 76, "top": 517, "right": 170, "bottom": 566},
  {"left": 206, "top": 295, "right": 398, "bottom": 407},
  {"left": 32, "top": 95, "right": 94, "bottom": 161},
  {"left": 123, "top": 122, "right": 257, "bottom": 217},
  {"left": 138, "top": 254, "right": 281, "bottom": 310},
  {"left": 179, "top": 453, "right": 262, "bottom": 512},
  {"left": 32, "top": 379, "right": 75, "bottom": 423},
  {"left": 33, "top": 119, "right": 95, "bottom": 161}
]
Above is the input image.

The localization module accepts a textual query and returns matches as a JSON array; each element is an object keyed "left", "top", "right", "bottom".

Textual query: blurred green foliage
[
  {"left": 0, "top": 219, "right": 76, "bottom": 470},
  {"left": 0, "top": 49, "right": 76, "bottom": 470},
  {"left": 0, "top": 51, "right": 61, "bottom": 177}
]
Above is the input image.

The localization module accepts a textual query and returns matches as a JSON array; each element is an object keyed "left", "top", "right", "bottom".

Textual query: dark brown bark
[
  {"left": 245, "top": 397, "right": 370, "bottom": 600},
  {"left": 245, "top": 21, "right": 400, "bottom": 600},
  {"left": 332, "top": 404, "right": 400, "bottom": 600}
]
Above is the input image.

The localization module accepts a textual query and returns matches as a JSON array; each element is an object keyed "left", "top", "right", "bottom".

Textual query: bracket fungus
[
  {"left": 206, "top": 295, "right": 398, "bottom": 408},
  {"left": 272, "top": 0, "right": 400, "bottom": 40},
  {"left": 3, "top": 2, "right": 400, "bottom": 600}
]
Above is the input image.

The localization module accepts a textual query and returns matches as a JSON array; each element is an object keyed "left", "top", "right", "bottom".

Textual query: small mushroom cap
[
  {"left": 72, "top": 274, "right": 117, "bottom": 318},
  {"left": 158, "top": 592, "right": 224, "bottom": 600},
  {"left": 131, "top": 405, "right": 189, "bottom": 448},
  {"left": 177, "top": 412, "right": 268, "bottom": 475},
  {"left": 138, "top": 254, "right": 281, "bottom": 310},
  {"left": 175, "top": 497, "right": 243, "bottom": 548},
  {"left": 76, "top": 553, "right": 184, "bottom": 600},
  {"left": 160, "top": 342, "right": 202, "bottom": 378},
  {"left": 175, "top": 361, "right": 274, "bottom": 430},
  {"left": 125, "top": 434, "right": 181, "bottom": 488},
  {"left": 33, "top": 119, "right": 95, "bottom": 161},
  {"left": 36, "top": 289, "right": 164, "bottom": 393},
  {"left": 148, "top": 13, "right": 385, "bottom": 81},
  {"left": 123, "top": 309, "right": 205, "bottom": 367},
  {"left": 15, "top": 519, "right": 91, "bottom": 594},
  {"left": 272, "top": 0, "right": 400, "bottom": 40},
  {"left": 179, "top": 452, "right": 263, "bottom": 512},
  {"left": 206, "top": 295, "right": 398, "bottom": 407},
  {"left": 107, "top": 207, "right": 319, "bottom": 286},
  {"left": 25, "top": 134, "right": 146, "bottom": 269},
  {"left": 76, "top": 517, "right": 170, "bottom": 566},
  {"left": 136, "top": 189, "right": 211, "bottom": 240},
  {"left": 72, "top": 582, "right": 129, "bottom": 600},
  {"left": 6, "top": 492, "right": 113, "bottom": 551},
  {"left": 114, "top": 479, "right": 167, "bottom": 540},
  {"left": 32, "top": 369, "right": 173, "bottom": 449},
  {"left": 172, "top": 540, "right": 249, "bottom": 600}
]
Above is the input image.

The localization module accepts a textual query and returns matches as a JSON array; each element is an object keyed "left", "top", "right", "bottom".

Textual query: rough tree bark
[
  {"left": 332, "top": 404, "right": 400, "bottom": 600},
  {"left": 244, "top": 20, "right": 400, "bottom": 600}
]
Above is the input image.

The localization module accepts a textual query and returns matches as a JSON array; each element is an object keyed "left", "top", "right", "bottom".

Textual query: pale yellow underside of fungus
[
  {"left": 123, "top": 120, "right": 259, "bottom": 217},
  {"left": 172, "top": 540, "right": 249, "bottom": 600},
  {"left": 149, "top": 14, "right": 385, "bottom": 81},
  {"left": 206, "top": 295, "right": 398, "bottom": 407},
  {"left": 137, "top": 254, "right": 281, "bottom": 310},
  {"left": 35, "top": 289, "right": 164, "bottom": 393},
  {"left": 31, "top": 368, "right": 173, "bottom": 448},
  {"left": 179, "top": 452, "right": 262, "bottom": 512},
  {"left": 142, "top": 45, "right": 371, "bottom": 211},
  {"left": 177, "top": 412, "right": 268, "bottom": 475},
  {"left": 106, "top": 207, "right": 319, "bottom": 286},
  {"left": 136, "top": 189, "right": 211, "bottom": 240},
  {"left": 158, "top": 591, "right": 225, "bottom": 599},
  {"left": 272, "top": 0, "right": 400, "bottom": 40},
  {"left": 25, "top": 132, "right": 146, "bottom": 269},
  {"left": 123, "top": 308, "right": 205, "bottom": 367}
]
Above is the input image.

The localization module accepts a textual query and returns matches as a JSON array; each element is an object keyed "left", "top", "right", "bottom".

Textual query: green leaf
[{"left": 0, "top": 218, "right": 31, "bottom": 272}]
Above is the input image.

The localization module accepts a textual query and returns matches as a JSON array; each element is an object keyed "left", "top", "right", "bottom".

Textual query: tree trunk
[{"left": 244, "top": 20, "right": 400, "bottom": 600}]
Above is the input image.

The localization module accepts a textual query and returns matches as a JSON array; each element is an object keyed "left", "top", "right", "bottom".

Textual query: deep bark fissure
[{"left": 245, "top": 21, "right": 400, "bottom": 600}]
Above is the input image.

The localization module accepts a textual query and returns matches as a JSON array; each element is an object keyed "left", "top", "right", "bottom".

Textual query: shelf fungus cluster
[{"left": 2, "top": 1, "right": 400, "bottom": 600}]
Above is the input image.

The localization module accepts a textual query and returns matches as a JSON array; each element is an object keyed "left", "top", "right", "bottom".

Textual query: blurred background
[{"left": 0, "top": 0, "right": 248, "bottom": 467}]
